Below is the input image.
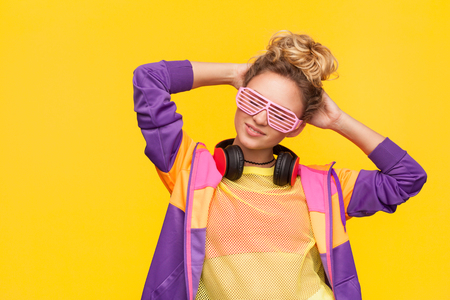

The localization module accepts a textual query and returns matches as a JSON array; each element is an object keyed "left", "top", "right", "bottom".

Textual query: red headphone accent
[
  {"left": 213, "top": 139, "right": 299, "bottom": 186},
  {"left": 290, "top": 157, "right": 300, "bottom": 186},
  {"left": 213, "top": 147, "right": 228, "bottom": 177}
]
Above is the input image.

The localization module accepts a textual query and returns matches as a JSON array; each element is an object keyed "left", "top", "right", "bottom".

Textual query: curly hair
[{"left": 243, "top": 31, "right": 338, "bottom": 122}]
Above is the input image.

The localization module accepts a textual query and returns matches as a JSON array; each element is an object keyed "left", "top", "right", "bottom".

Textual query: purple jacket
[{"left": 133, "top": 60, "right": 427, "bottom": 300}]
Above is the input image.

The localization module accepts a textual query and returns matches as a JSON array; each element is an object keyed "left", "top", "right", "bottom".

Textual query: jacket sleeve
[
  {"left": 133, "top": 60, "right": 194, "bottom": 173},
  {"left": 340, "top": 137, "right": 427, "bottom": 217}
]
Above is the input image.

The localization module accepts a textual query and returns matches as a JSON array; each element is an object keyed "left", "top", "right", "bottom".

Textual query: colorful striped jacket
[{"left": 133, "top": 60, "right": 427, "bottom": 300}]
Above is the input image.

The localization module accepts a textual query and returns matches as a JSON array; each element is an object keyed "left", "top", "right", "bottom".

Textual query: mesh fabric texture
[{"left": 195, "top": 166, "right": 333, "bottom": 300}]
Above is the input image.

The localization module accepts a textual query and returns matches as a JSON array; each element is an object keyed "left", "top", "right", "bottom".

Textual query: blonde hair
[{"left": 244, "top": 31, "right": 338, "bottom": 121}]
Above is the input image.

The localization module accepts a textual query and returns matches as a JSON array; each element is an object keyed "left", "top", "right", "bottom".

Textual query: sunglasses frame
[{"left": 236, "top": 87, "right": 303, "bottom": 133}]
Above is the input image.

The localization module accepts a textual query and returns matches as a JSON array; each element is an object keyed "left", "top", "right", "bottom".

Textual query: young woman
[{"left": 133, "top": 31, "right": 426, "bottom": 300}]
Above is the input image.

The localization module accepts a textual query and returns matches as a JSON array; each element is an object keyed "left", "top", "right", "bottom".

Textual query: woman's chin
[{"left": 235, "top": 136, "right": 271, "bottom": 153}]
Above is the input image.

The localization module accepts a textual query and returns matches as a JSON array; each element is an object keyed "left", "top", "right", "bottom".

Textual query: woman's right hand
[{"left": 231, "top": 63, "right": 251, "bottom": 89}]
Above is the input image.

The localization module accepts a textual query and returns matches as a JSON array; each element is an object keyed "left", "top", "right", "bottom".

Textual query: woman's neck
[{"left": 232, "top": 138, "right": 275, "bottom": 168}]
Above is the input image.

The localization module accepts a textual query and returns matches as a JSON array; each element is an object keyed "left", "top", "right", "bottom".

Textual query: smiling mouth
[{"left": 246, "top": 124, "right": 265, "bottom": 135}]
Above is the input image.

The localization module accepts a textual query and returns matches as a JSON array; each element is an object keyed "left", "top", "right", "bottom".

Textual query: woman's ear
[{"left": 286, "top": 121, "right": 306, "bottom": 138}]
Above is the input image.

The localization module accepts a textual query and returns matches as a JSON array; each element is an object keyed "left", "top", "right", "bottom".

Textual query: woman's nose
[{"left": 253, "top": 109, "right": 268, "bottom": 126}]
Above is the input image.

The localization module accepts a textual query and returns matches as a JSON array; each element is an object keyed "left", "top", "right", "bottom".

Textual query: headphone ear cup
[
  {"left": 273, "top": 152, "right": 298, "bottom": 186},
  {"left": 289, "top": 157, "right": 300, "bottom": 186},
  {"left": 213, "top": 147, "right": 228, "bottom": 177},
  {"left": 223, "top": 145, "right": 244, "bottom": 181}
]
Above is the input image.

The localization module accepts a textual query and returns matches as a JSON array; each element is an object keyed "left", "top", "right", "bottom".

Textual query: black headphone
[{"left": 213, "top": 139, "right": 299, "bottom": 186}]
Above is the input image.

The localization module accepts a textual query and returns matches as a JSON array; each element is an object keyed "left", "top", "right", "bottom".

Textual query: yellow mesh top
[{"left": 195, "top": 166, "right": 333, "bottom": 300}]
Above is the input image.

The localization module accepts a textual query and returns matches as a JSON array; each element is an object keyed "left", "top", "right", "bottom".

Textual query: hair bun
[{"left": 266, "top": 31, "right": 338, "bottom": 87}]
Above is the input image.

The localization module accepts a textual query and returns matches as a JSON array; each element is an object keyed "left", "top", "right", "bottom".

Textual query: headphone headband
[{"left": 213, "top": 139, "right": 299, "bottom": 186}]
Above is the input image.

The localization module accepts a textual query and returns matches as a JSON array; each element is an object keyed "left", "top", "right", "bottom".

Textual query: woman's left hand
[
  {"left": 307, "top": 91, "right": 345, "bottom": 131},
  {"left": 308, "top": 90, "right": 385, "bottom": 155}
]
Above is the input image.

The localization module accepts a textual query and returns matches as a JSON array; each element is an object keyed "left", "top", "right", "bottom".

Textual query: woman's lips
[{"left": 246, "top": 123, "right": 265, "bottom": 137}]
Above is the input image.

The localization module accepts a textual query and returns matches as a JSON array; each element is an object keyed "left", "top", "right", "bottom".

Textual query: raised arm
[
  {"left": 308, "top": 91, "right": 385, "bottom": 155},
  {"left": 310, "top": 91, "right": 427, "bottom": 216},
  {"left": 191, "top": 61, "right": 249, "bottom": 89},
  {"left": 133, "top": 60, "right": 248, "bottom": 191},
  {"left": 133, "top": 60, "right": 193, "bottom": 172}
]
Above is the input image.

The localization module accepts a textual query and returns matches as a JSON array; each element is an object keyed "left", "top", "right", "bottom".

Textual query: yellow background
[{"left": 1, "top": 0, "right": 449, "bottom": 299}]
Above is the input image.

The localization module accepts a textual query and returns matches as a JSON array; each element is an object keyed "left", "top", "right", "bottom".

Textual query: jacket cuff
[
  {"left": 163, "top": 60, "right": 193, "bottom": 94},
  {"left": 368, "top": 137, "right": 407, "bottom": 172}
]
